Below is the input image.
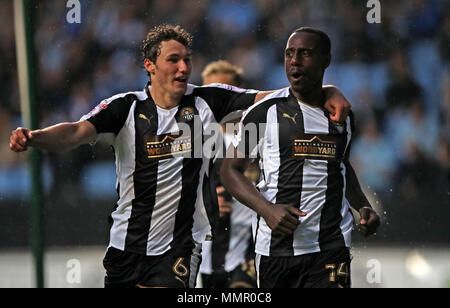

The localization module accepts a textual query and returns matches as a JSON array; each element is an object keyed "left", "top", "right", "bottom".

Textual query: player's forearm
[
  {"left": 322, "top": 85, "right": 340, "bottom": 99},
  {"left": 221, "top": 160, "right": 273, "bottom": 218},
  {"left": 322, "top": 85, "right": 351, "bottom": 123},
  {"left": 30, "top": 122, "right": 92, "bottom": 153},
  {"left": 255, "top": 91, "right": 274, "bottom": 103},
  {"left": 255, "top": 86, "right": 341, "bottom": 104},
  {"left": 345, "top": 161, "right": 372, "bottom": 211}
]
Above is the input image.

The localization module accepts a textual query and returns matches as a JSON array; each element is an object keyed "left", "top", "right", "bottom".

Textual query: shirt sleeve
[
  {"left": 80, "top": 93, "right": 136, "bottom": 143},
  {"left": 343, "top": 110, "right": 356, "bottom": 161},
  {"left": 194, "top": 84, "right": 257, "bottom": 123}
]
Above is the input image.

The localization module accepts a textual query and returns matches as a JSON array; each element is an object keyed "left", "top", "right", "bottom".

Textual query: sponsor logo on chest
[
  {"left": 292, "top": 134, "right": 344, "bottom": 161},
  {"left": 146, "top": 133, "right": 192, "bottom": 159}
]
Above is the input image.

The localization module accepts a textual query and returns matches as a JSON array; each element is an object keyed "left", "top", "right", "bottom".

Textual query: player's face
[
  {"left": 148, "top": 40, "right": 192, "bottom": 97},
  {"left": 285, "top": 32, "right": 328, "bottom": 96}
]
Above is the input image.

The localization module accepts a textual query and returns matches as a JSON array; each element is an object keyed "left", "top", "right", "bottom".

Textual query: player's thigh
[
  {"left": 139, "top": 252, "right": 196, "bottom": 288},
  {"left": 103, "top": 247, "right": 143, "bottom": 288},
  {"left": 304, "top": 247, "right": 352, "bottom": 288},
  {"left": 201, "top": 271, "right": 230, "bottom": 288},
  {"left": 228, "top": 259, "right": 257, "bottom": 288},
  {"left": 256, "top": 255, "right": 297, "bottom": 288}
]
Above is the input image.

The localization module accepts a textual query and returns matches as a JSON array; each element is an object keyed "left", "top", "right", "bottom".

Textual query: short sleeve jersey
[
  {"left": 233, "top": 87, "right": 355, "bottom": 257},
  {"left": 80, "top": 83, "right": 257, "bottom": 256}
]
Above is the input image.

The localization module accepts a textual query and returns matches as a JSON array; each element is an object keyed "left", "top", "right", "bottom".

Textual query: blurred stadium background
[{"left": 0, "top": 0, "right": 449, "bottom": 288}]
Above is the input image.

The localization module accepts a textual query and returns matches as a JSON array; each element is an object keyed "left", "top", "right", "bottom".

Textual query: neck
[
  {"left": 149, "top": 84, "right": 182, "bottom": 110},
  {"left": 292, "top": 84, "right": 324, "bottom": 107}
]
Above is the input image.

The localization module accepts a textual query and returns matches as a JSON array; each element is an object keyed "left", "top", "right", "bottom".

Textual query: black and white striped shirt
[
  {"left": 234, "top": 87, "right": 354, "bottom": 257},
  {"left": 80, "top": 83, "right": 257, "bottom": 256}
]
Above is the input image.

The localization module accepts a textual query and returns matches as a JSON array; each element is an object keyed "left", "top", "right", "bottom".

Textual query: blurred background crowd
[{"left": 0, "top": 0, "right": 449, "bottom": 247}]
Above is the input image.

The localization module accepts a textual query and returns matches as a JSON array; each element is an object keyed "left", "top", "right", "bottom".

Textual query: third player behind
[{"left": 200, "top": 60, "right": 258, "bottom": 288}]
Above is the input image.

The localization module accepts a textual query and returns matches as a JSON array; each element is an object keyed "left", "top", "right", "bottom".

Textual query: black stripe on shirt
[
  {"left": 318, "top": 113, "right": 347, "bottom": 251},
  {"left": 202, "top": 161, "right": 220, "bottom": 239},
  {"left": 124, "top": 98, "right": 159, "bottom": 254},
  {"left": 171, "top": 95, "right": 202, "bottom": 255},
  {"left": 238, "top": 100, "right": 278, "bottom": 158}
]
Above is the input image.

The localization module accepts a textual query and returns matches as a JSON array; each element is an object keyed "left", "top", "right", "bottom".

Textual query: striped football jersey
[
  {"left": 233, "top": 87, "right": 355, "bottom": 257},
  {"left": 80, "top": 83, "right": 257, "bottom": 256}
]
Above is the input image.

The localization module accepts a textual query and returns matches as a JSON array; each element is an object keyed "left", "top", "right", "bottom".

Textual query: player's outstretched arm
[
  {"left": 254, "top": 91, "right": 274, "bottom": 103},
  {"left": 323, "top": 85, "right": 351, "bottom": 123},
  {"left": 9, "top": 120, "right": 97, "bottom": 153},
  {"left": 345, "top": 161, "right": 380, "bottom": 237},
  {"left": 254, "top": 86, "right": 351, "bottom": 123},
  {"left": 221, "top": 149, "right": 306, "bottom": 236}
]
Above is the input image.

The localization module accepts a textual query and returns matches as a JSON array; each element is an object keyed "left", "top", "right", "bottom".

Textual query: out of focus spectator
[
  {"left": 385, "top": 49, "right": 422, "bottom": 111},
  {"left": 406, "top": 0, "right": 442, "bottom": 40},
  {"left": 386, "top": 100, "right": 439, "bottom": 163},
  {"left": 338, "top": 3, "right": 374, "bottom": 62},
  {"left": 438, "top": 6, "right": 450, "bottom": 62},
  {"left": 405, "top": 0, "right": 443, "bottom": 117},
  {"left": 352, "top": 119, "right": 397, "bottom": 196}
]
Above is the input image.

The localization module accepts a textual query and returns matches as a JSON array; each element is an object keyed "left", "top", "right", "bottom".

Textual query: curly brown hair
[{"left": 140, "top": 24, "right": 193, "bottom": 65}]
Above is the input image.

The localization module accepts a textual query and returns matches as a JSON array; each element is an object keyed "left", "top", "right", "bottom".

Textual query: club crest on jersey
[{"left": 180, "top": 107, "right": 195, "bottom": 121}]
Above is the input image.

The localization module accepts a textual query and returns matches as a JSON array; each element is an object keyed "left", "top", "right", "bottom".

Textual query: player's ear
[
  {"left": 323, "top": 53, "right": 331, "bottom": 69},
  {"left": 144, "top": 58, "right": 156, "bottom": 75}
]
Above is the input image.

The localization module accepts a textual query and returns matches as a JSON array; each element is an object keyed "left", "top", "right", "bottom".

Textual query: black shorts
[
  {"left": 256, "top": 247, "right": 351, "bottom": 288},
  {"left": 201, "top": 259, "right": 257, "bottom": 288},
  {"left": 103, "top": 247, "right": 201, "bottom": 288},
  {"left": 228, "top": 259, "right": 257, "bottom": 288},
  {"left": 201, "top": 271, "right": 229, "bottom": 288}
]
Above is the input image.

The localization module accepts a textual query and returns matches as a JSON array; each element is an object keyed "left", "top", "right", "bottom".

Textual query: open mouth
[
  {"left": 174, "top": 76, "right": 188, "bottom": 83},
  {"left": 291, "top": 72, "right": 305, "bottom": 79},
  {"left": 291, "top": 71, "right": 308, "bottom": 84}
]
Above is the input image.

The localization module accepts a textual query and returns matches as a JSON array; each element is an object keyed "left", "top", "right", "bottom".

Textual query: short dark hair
[
  {"left": 141, "top": 24, "right": 193, "bottom": 64},
  {"left": 293, "top": 27, "right": 331, "bottom": 56}
]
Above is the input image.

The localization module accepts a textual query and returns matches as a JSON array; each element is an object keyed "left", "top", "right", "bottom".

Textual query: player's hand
[
  {"left": 217, "top": 186, "right": 233, "bottom": 217},
  {"left": 357, "top": 207, "right": 380, "bottom": 237},
  {"left": 264, "top": 204, "right": 307, "bottom": 236},
  {"left": 323, "top": 87, "right": 351, "bottom": 123},
  {"left": 10, "top": 127, "right": 33, "bottom": 152}
]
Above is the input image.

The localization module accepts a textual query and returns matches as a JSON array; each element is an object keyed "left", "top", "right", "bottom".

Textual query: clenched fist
[
  {"left": 9, "top": 127, "right": 33, "bottom": 152},
  {"left": 357, "top": 207, "right": 380, "bottom": 237},
  {"left": 263, "top": 204, "right": 307, "bottom": 236}
]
